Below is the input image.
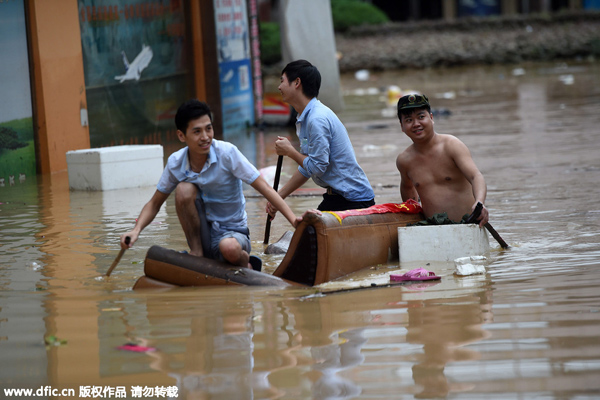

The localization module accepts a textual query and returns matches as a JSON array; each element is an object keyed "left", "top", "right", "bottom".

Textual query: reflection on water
[{"left": 1, "top": 60, "right": 600, "bottom": 398}]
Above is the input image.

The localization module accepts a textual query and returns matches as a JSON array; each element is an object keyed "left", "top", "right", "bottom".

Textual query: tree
[{"left": 0, "top": 126, "right": 28, "bottom": 150}]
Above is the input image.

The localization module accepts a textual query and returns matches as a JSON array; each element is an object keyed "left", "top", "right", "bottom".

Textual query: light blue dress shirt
[
  {"left": 297, "top": 98, "right": 374, "bottom": 202},
  {"left": 157, "top": 139, "right": 260, "bottom": 231}
]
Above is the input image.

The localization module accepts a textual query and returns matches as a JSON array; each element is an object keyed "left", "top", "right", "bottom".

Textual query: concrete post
[
  {"left": 279, "top": 0, "right": 344, "bottom": 111},
  {"left": 540, "top": 0, "right": 552, "bottom": 12},
  {"left": 442, "top": 0, "right": 457, "bottom": 20},
  {"left": 409, "top": 0, "right": 420, "bottom": 20}
]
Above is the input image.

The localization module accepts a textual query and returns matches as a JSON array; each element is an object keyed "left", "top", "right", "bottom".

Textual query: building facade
[{"left": 0, "top": 0, "right": 259, "bottom": 179}]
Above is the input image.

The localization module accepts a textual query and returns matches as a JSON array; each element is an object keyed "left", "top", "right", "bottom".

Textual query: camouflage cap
[{"left": 397, "top": 94, "right": 430, "bottom": 111}]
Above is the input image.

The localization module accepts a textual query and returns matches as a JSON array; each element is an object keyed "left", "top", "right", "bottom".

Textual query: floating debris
[
  {"left": 354, "top": 69, "right": 370, "bottom": 81},
  {"left": 381, "top": 108, "right": 397, "bottom": 118},
  {"left": 30, "top": 262, "right": 42, "bottom": 271},
  {"left": 117, "top": 343, "right": 156, "bottom": 352},
  {"left": 45, "top": 335, "right": 68, "bottom": 349},
  {"left": 365, "top": 123, "right": 390, "bottom": 130},
  {"left": 559, "top": 74, "right": 574, "bottom": 85},
  {"left": 512, "top": 68, "right": 526, "bottom": 76},
  {"left": 435, "top": 91, "right": 456, "bottom": 100},
  {"left": 362, "top": 144, "right": 398, "bottom": 153},
  {"left": 454, "top": 255, "right": 487, "bottom": 276}
]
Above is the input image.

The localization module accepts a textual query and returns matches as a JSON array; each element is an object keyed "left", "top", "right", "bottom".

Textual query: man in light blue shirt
[
  {"left": 121, "top": 100, "right": 307, "bottom": 268},
  {"left": 267, "top": 60, "right": 375, "bottom": 217}
]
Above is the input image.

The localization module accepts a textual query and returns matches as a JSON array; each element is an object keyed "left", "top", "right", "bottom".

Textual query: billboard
[
  {"left": 214, "top": 0, "right": 255, "bottom": 138},
  {"left": 0, "top": 0, "right": 36, "bottom": 188},
  {"left": 77, "top": 0, "right": 193, "bottom": 147}
]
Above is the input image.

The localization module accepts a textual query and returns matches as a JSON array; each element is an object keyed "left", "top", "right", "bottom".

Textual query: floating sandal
[{"left": 390, "top": 267, "right": 441, "bottom": 282}]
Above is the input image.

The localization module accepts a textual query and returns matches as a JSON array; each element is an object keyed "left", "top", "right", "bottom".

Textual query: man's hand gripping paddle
[
  {"left": 467, "top": 202, "right": 509, "bottom": 249},
  {"left": 106, "top": 236, "right": 131, "bottom": 277}
]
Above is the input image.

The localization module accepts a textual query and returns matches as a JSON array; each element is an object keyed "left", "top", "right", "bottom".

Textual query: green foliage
[
  {"left": 0, "top": 126, "right": 27, "bottom": 150},
  {"left": 259, "top": 21, "right": 282, "bottom": 65},
  {"left": 258, "top": 1, "right": 389, "bottom": 65},
  {"left": 2, "top": 117, "right": 34, "bottom": 141},
  {"left": 0, "top": 141, "right": 37, "bottom": 178},
  {"left": 331, "top": 0, "right": 389, "bottom": 32}
]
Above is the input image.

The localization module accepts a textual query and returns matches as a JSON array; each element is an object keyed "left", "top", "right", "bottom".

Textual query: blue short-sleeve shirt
[
  {"left": 157, "top": 139, "right": 260, "bottom": 230},
  {"left": 296, "top": 98, "right": 374, "bottom": 202}
]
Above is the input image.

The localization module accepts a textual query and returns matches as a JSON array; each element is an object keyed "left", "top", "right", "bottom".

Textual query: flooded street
[{"left": 1, "top": 60, "right": 600, "bottom": 399}]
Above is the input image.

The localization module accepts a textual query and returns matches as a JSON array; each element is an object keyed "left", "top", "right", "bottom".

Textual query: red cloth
[{"left": 324, "top": 199, "right": 422, "bottom": 224}]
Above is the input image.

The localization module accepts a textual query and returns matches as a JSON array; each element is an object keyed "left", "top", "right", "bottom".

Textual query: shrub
[
  {"left": 331, "top": 0, "right": 389, "bottom": 32},
  {"left": 0, "top": 126, "right": 27, "bottom": 150},
  {"left": 259, "top": 21, "right": 281, "bottom": 65}
]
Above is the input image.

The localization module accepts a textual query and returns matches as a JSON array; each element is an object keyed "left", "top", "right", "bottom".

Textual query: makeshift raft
[{"left": 133, "top": 202, "right": 424, "bottom": 289}]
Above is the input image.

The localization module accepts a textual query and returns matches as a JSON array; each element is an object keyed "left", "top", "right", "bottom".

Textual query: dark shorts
[
  {"left": 317, "top": 193, "right": 375, "bottom": 212},
  {"left": 210, "top": 227, "right": 252, "bottom": 263},
  {"left": 195, "top": 197, "right": 251, "bottom": 261}
]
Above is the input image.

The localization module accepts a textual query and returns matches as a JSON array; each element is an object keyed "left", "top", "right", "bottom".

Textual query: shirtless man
[{"left": 395, "top": 94, "right": 489, "bottom": 227}]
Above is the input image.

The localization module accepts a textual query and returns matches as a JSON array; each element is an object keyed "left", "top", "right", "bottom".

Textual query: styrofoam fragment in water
[
  {"left": 454, "top": 263, "right": 486, "bottom": 276},
  {"left": 454, "top": 255, "right": 487, "bottom": 265}
]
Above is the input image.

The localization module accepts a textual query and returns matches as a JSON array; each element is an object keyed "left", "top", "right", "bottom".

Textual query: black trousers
[{"left": 317, "top": 193, "right": 375, "bottom": 212}]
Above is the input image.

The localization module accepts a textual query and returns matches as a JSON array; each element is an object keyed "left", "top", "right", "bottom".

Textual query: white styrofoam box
[
  {"left": 398, "top": 224, "right": 490, "bottom": 263},
  {"left": 66, "top": 145, "right": 164, "bottom": 191}
]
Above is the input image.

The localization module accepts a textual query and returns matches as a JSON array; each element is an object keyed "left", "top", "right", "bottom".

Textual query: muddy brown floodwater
[{"left": 1, "top": 60, "right": 600, "bottom": 399}]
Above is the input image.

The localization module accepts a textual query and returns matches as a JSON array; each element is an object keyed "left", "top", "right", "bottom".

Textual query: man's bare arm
[
  {"left": 266, "top": 169, "right": 309, "bottom": 218},
  {"left": 121, "top": 190, "right": 170, "bottom": 248},
  {"left": 449, "top": 137, "right": 489, "bottom": 226},
  {"left": 278, "top": 169, "right": 309, "bottom": 199},
  {"left": 396, "top": 153, "right": 419, "bottom": 202},
  {"left": 252, "top": 176, "right": 302, "bottom": 227}
]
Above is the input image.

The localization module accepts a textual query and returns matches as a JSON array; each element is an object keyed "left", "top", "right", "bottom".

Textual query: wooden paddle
[
  {"left": 263, "top": 156, "right": 284, "bottom": 244},
  {"left": 467, "top": 202, "right": 509, "bottom": 249},
  {"left": 484, "top": 223, "right": 509, "bottom": 249},
  {"left": 106, "top": 236, "right": 130, "bottom": 277}
]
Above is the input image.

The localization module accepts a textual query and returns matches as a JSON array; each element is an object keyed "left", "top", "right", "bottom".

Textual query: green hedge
[
  {"left": 259, "top": 21, "right": 282, "bottom": 65},
  {"left": 331, "top": 0, "right": 389, "bottom": 32}
]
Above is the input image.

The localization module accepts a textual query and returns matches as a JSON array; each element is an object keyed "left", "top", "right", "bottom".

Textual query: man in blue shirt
[
  {"left": 267, "top": 60, "right": 375, "bottom": 218},
  {"left": 121, "top": 100, "right": 308, "bottom": 268}
]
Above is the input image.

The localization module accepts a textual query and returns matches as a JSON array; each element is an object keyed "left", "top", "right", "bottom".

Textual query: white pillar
[{"left": 279, "top": 0, "right": 344, "bottom": 111}]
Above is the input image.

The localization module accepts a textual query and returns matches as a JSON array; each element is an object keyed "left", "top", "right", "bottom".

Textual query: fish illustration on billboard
[{"left": 114, "top": 44, "right": 153, "bottom": 83}]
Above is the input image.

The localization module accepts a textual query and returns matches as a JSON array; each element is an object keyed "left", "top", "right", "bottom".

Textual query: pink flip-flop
[
  {"left": 117, "top": 343, "right": 156, "bottom": 352},
  {"left": 390, "top": 268, "right": 441, "bottom": 282}
]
